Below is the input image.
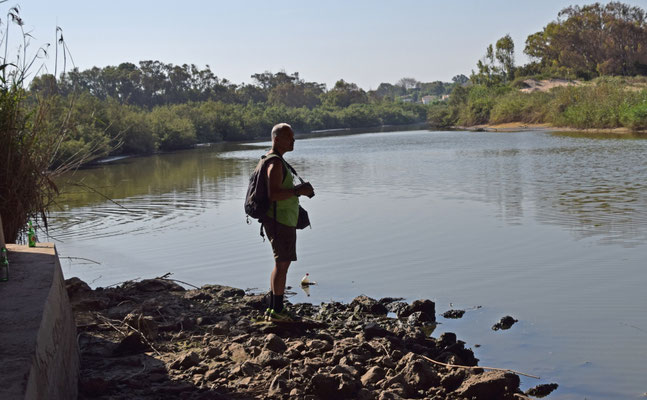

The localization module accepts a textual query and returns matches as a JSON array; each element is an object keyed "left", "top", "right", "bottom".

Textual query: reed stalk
[{"left": 0, "top": 3, "right": 102, "bottom": 243}]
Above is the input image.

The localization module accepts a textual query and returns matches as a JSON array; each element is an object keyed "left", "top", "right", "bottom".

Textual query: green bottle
[
  {"left": 0, "top": 248, "right": 8, "bottom": 282},
  {"left": 28, "top": 221, "right": 36, "bottom": 247}
]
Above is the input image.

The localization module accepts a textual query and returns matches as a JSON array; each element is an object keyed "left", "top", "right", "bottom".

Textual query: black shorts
[{"left": 262, "top": 218, "right": 297, "bottom": 262}]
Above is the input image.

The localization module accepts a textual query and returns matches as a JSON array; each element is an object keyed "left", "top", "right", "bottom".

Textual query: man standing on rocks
[{"left": 262, "top": 123, "right": 314, "bottom": 321}]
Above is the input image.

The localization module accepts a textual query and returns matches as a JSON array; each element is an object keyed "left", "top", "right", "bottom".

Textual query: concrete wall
[{"left": 0, "top": 243, "right": 79, "bottom": 400}]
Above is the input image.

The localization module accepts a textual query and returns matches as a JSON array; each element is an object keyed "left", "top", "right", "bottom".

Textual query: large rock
[
  {"left": 454, "top": 371, "right": 521, "bottom": 399},
  {"left": 336, "top": 372, "right": 361, "bottom": 398},
  {"left": 65, "top": 277, "right": 92, "bottom": 296},
  {"left": 242, "top": 294, "right": 266, "bottom": 310},
  {"left": 264, "top": 333, "right": 287, "bottom": 353},
  {"left": 442, "top": 309, "right": 465, "bottom": 319},
  {"left": 378, "top": 390, "right": 404, "bottom": 400},
  {"left": 268, "top": 371, "right": 289, "bottom": 396},
  {"left": 351, "top": 295, "right": 388, "bottom": 315},
  {"left": 331, "top": 364, "right": 358, "bottom": 376},
  {"left": 65, "top": 278, "right": 110, "bottom": 311},
  {"left": 169, "top": 351, "right": 201, "bottom": 370},
  {"left": 308, "top": 373, "right": 339, "bottom": 399},
  {"left": 381, "top": 372, "right": 413, "bottom": 397},
  {"left": 401, "top": 299, "right": 435, "bottom": 321},
  {"left": 113, "top": 333, "right": 150, "bottom": 356},
  {"left": 201, "top": 284, "right": 245, "bottom": 298},
  {"left": 228, "top": 342, "right": 249, "bottom": 363},
  {"left": 183, "top": 291, "right": 212, "bottom": 301},
  {"left": 362, "top": 322, "right": 391, "bottom": 340},
  {"left": 440, "top": 369, "right": 466, "bottom": 391},
  {"left": 308, "top": 372, "right": 359, "bottom": 399},
  {"left": 492, "top": 315, "right": 518, "bottom": 331},
  {"left": 525, "top": 383, "right": 559, "bottom": 398},
  {"left": 132, "top": 279, "right": 185, "bottom": 292},
  {"left": 437, "top": 332, "right": 457, "bottom": 347},
  {"left": 401, "top": 358, "right": 440, "bottom": 390},
  {"left": 361, "top": 366, "right": 385, "bottom": 386},
  {"left": 386, "top": 301, "right": 409, "bottom": 318},
  {"left": 406, "top": 311, "right": 434, "bottom": 326},
  {"left": 306, "top": 338, "right": 333, "bottom": 352},
  {"left": 255, "top": 350, "right": 289, "bottom": 368},
  {"left": 230, "top": 361, "right": 261, "bottom": 377},
  {"left": 124, "top": 312, "right": 158, "bottom": 340},
  {"left": 204, "top": 368, "right": 220, "bottom": 381}
]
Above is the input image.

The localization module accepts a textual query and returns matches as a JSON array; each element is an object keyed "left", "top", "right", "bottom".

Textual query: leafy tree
[
  {"left": 452, "top": 74, "right": 469, "bottom": 85},
  {"left": 148, "top": 106, "right": 196, "bottom": 150},
  {"left": 268, "top": 82, "right": 323, "bottom": 108},
  {"left": 396, "top": 77, "right": 421, "bottom": 90},
  {"left": 495, "top": 34, "right": 515, "bottom": 82},
  {"left": 371, "top": 83, "right": 405, "bottom": 100},
  {"left": 472, "top": 35, "right": 516, "bottom": 85},
  {"left": 524, "top": 2, "right": 647, "bottom": 78},
  {"left": 322, "top": 80, "right": 368, "bottom": 108}
]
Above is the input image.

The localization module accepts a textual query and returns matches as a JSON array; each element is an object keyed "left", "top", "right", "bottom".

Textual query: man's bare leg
[{"left": 271, "top": 261, "right": 291, "bottom": 312}]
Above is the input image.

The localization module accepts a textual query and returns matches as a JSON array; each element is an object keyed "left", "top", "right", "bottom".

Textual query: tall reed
[{"left": 0, "top": 3, "right": 101, "bottom": 243}]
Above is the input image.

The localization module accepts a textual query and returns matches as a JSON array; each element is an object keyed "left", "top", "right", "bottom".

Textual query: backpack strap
[
  {"left": 267, "top": 152, "right": 306, "bottom": 185},
  {"left": 259, "top": 153, "right": 282, "bottom": 241}
]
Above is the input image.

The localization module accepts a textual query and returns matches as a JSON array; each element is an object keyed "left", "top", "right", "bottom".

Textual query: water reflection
[
  {"left": 446, "top": 131, "right": 647, "bottom": 245},
  {"left": 52, "top": 145, "right": 251, "bottom": 240},
  {"left": 526, "top": 138, "right": 647, "bottom": 245},
  {"left": 50, "top": 130, "right": 647, "bottom": 247}
]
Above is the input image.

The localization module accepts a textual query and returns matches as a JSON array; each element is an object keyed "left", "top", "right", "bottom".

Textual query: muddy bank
[
  {"left": 457, "top": 122, "right": 647, "bottom": 135},
  {"left": 66, "top": 277, "right": 556, "bottom": 399}
]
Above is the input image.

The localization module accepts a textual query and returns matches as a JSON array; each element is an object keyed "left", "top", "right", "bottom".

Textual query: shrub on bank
[
  {"left": 620, "top": 94, "right": 647, "bottom": 130},
  {"left": 148, "top": 107, "right": 197, "bottom": 150},
  {"left": 456, "top": 85, "right": 512, "bottom": 126},
  {"left": 427, "top": 103, "right": 453, "bottom": 127},
  {"left": 548, "top": 82, "right": 637, "bottom": 129},
  {"left": 441, "top": 78, "right": 647, "bottom": 131},
  {"left": 489, "top": 91, "right": 552, "bottom": 124}
]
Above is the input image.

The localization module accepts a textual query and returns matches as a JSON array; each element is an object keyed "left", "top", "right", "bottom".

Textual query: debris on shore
[{"left": 66, "top": 277, "right": 543, "bottom": 399}]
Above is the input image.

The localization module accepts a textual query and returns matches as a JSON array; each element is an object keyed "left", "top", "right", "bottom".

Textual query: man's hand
[{"left": 295, "top": 182, "right": 315, "bottom": 198}]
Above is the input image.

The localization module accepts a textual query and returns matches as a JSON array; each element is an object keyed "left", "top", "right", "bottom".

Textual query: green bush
[
  {"left": 620, "top": 93, "right": 647, "bottom": 130},
  {"left": 427, "top": 104, "right": 452, "bottom": 127},
  {"left": 148, "top": 107, "right": 197, "bottom": 150},
  {"left": 490, "top": 91, "right": 551, "bottom": 124},
  {"left": 548, "top": 83, "right": 631, "bottom": 128},
  {"left": 455, "top": 85, "right": 512, "bottom": 126}
]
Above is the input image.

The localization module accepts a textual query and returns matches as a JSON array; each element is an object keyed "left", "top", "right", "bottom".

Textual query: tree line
[{"left": 28, "top": 66, "right": 460, "bottom": 165}]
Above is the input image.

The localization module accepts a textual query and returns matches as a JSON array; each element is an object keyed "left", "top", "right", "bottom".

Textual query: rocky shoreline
[{"left": 66, "top": 277, "right": 557, "bottom": 399}]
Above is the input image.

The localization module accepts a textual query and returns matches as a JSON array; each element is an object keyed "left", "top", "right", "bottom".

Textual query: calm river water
[{"left": 49, "top": 129, "right": 647, "bottom": 399}]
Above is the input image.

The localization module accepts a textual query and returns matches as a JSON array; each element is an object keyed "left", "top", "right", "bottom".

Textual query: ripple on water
[{"left": 50, "top": 193, "right": 218, "bottom": 240}]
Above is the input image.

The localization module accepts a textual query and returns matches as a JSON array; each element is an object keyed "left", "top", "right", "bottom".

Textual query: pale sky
[{"left": 6, "top": 0, "right": 647, "bottom": 89}]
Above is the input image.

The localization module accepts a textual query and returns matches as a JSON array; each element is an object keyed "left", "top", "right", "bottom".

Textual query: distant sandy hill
[{"left": 519, "top": 79, "right": 582, "bottom": 93}]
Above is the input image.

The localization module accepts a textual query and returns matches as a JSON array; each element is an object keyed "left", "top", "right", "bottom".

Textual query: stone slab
[{"left": 0, "top": 243, "right": 79, "bottom": 400}]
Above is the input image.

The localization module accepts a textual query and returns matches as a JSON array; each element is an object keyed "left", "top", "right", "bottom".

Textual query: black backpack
[
  {"left": 245, "top": 153, "right": 309, "bottom": 238},
  {"left": 244, "top": 154, "right": 279, "bottom": 221}
]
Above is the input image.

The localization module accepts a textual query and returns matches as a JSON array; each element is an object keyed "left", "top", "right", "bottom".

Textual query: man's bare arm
[{"left": 267, "top": 159, "right": 295, "bottom": 201}]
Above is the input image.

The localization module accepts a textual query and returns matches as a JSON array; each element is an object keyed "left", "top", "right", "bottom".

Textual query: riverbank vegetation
[
  {"left": 29, "top": 67, "right": 456, "bottom": 164},
  {"left": 428, "top": 2, "right": 647, "bottom": 130},
  {"left": 0, "top": 5, "right": 91, "bottom": 242}
]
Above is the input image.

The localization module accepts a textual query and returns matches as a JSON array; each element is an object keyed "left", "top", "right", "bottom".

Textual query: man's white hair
[{"left": 271, "top": 123, "right": 293, "bottom": 140}]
